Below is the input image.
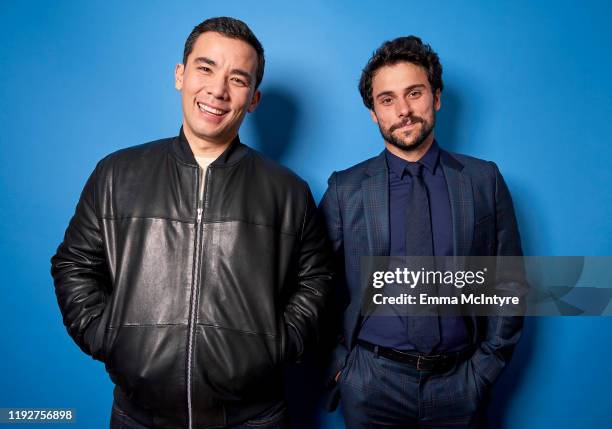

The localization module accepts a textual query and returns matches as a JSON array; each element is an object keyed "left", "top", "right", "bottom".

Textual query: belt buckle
[{"left": 416, "top": 354, "right": 440, "bottom": 371}]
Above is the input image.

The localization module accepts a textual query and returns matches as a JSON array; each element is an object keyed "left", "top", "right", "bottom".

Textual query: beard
[{"left": 378, "top": 112, "right": 436, "bottom": 153}]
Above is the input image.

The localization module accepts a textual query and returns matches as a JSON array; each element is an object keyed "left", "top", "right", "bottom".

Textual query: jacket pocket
[
  {"left": 196, "top": 325, "right": 282, "bottom": 400},
  {"left": 104, "top": 324, "right": 188, "bottom": 415},
  {"left": 84, "top": 302, "right": 113, "bottom": 362}
]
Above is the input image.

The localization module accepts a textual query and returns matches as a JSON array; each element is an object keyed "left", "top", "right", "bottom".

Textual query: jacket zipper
[{"left": 186, "top": 166, "right": 211, "bottom": 429}]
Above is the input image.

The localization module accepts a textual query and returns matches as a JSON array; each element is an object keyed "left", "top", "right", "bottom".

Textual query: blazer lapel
[
  {"left": 362, "top": 151, "right": 389, "bottom": 257},
  {"left": 441, "top": 150, "right": 474, "bottom": 256},
  {"left": 353, "top": 152, "right": 389, "bottom": 342}
]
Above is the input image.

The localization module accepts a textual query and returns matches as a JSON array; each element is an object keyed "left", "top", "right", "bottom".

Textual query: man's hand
[{"left": 334, "top": 370, "right": 341, "bottom": 383}]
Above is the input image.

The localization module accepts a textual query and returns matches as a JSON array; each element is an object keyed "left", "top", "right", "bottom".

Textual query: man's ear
[
  {"left": 175, "top": 63, "right": 185, "bottom": 91},
  {"left": 434, "top": 89, "right": 441, "bottom": 111},
  {"left": 370, "top": 109, "right": 379, "bottom": 124},
  {"left": 247, "top": 90, "right": 261, "bottom": 113}
]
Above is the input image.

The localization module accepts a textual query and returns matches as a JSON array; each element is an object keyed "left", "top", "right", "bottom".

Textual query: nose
[
  {"left": 206, "top": 75, "right": 229, "bottom": 100},
  {"left": 396, "top": 97, "right": 413, "bottom": 118}
]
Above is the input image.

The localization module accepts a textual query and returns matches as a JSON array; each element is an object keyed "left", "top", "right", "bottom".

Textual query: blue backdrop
[{"left": 1, "top": 1, "right": 611, "bottom": 428}]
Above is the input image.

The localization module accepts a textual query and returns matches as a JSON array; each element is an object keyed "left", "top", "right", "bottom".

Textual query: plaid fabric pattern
[{"left": 320, "top": 148, "right": 526, "bottom": 406}]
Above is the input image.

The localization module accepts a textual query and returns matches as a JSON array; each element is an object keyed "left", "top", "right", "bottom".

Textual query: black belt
[{"left": 357, "top": 340, "right": 474, "bottom": 372}]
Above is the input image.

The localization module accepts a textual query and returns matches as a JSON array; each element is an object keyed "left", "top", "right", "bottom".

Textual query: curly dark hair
[
  {"left": 359, "top": 36, "right": 443, "bottom": 109},
  {"left": 183, "top": 17, "right": 265, "bottom": 89}
]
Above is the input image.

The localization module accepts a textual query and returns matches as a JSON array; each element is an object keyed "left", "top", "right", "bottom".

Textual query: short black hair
[
  {"left": 183, "top": 17, "right": 265, "bottom": 89},
  {"left": 359, "top": 36, "right": 443, "bottom": 110}
]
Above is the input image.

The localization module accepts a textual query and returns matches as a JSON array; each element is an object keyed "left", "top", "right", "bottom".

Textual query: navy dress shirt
[{"left": 358, "top": 141, "right": 469, "bottom": 352}]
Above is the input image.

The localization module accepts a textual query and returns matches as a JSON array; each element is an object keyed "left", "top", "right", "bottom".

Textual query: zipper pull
[{"left": 197, "top": 207, "right": 203, "bottom": 222}]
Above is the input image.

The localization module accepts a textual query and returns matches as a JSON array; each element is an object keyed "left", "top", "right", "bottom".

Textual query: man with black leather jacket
[{"left": 51, "top": 17, "right": 333, "bottom": 429}]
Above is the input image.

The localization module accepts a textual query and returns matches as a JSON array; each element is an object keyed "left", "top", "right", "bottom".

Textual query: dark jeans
[
  {"left": 338, "top": 344, "right": 488, "bottom": 429},
  {"left": 109, "top": 400, "right": 289, "bottom": 429}
]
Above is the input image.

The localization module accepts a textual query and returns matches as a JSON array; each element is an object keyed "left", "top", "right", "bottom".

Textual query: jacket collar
[
  {"left": 171, "top": 126, "right": 250, "bottom": 167},
  {"left": 439, "top": 148, "right": 464, "bottom": 172},
  {"left": 365, "top": 150, "right": 388, "bottom": 178}
]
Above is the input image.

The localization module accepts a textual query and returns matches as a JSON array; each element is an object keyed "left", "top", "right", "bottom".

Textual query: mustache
[{"left": 389, "top": 116, "right": 423, "bottom": 133}]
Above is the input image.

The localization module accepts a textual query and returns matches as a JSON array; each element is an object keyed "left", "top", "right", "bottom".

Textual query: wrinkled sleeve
[
  {"left": 471, "top": 162, "right": 528, "bottom": 386},
  {"left": 283, "top": 183, "right": 334, "bottom": 362},
  {"left": 318, "top": 172, "right": 350, "bottom": 386},
  {"left": 50, "top": 162, "right": 111, "bottom": 360}
]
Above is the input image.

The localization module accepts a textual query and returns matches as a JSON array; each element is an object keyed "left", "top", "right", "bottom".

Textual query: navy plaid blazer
[{"left": 319, "top": 148, "right": 526, "bottom": 410}]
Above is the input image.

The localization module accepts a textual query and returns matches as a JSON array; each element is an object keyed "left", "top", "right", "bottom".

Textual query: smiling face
[
  {"left": 370, "top": 61, "right": 441, "bottom": 158},
  {"left": 175, "top": 31, "right": 261, "bottom": 153}
]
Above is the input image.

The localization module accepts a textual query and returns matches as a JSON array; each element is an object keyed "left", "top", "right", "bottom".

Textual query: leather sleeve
[
  {"left": 50, "top": 162, "right": 111, "bottom": 359},
  {"left": 471, "top": 162, "right": 528, "bottom": 386},
  {"left": 283, "top": 184, "right": 334, "bottom": 362},
  {"left": 318, "top": 172, "right": 350, "bottom": 385}
]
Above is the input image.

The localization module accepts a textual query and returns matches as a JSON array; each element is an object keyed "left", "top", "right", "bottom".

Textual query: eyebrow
[
  {"left": 194, "top": 56, "right": 216, "bottom": 66},
  {"left": 375, "top": 84, "right": 427, "bottom": 99},
  {"left": 193, "top": 56, "right": 253, "bottom": 85}
]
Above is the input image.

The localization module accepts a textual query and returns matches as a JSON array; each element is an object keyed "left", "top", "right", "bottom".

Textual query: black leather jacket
[{"left": 51, "top": 129, "right": 333, "bottom": 429}]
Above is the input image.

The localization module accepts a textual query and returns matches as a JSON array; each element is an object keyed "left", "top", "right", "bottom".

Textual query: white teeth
[{"left": 198, "top": 103, "right": 225, "bottom": 115}]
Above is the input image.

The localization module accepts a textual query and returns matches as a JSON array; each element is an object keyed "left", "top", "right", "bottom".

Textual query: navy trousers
[{"left": 338, "top": 344, "right": 488, "bottom": 429}]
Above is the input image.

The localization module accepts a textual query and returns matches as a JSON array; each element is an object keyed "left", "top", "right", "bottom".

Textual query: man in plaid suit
[{"left": 320, "top": 36, "right": 526, "bottom": 428}]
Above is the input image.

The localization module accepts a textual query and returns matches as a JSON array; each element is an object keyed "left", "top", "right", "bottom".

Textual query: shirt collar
[{"left": 385, "top": 140, "right": 440, "bottom": 178}]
